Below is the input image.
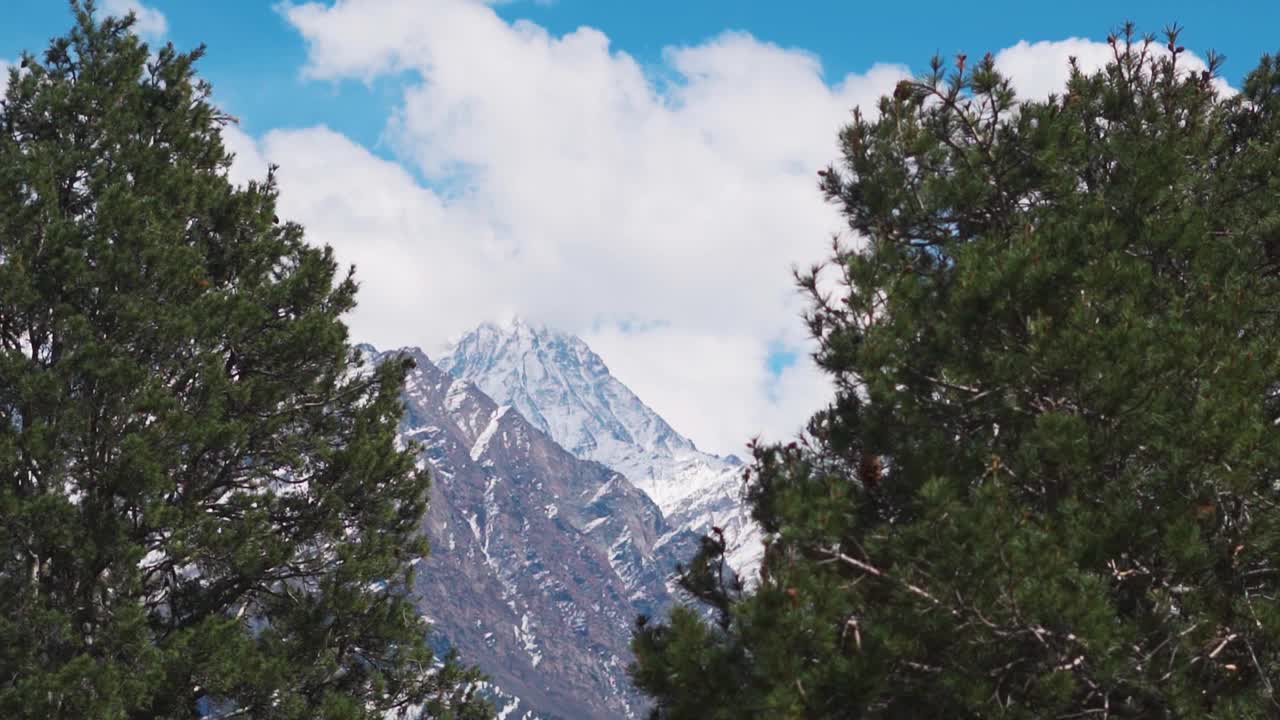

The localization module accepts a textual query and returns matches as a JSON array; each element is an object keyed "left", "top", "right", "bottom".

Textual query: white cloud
[
  {"left": 243, "top": 2, "right": 1221, "bottom": 456},
  {"left": 220, "top": 122, "right": 270, "bottom": 188},
  {"left": 995, "top": 37, "right": 1233, "bottom": 99},
  {"left": 101, "top": 0, "right": 168, "bottom": 39},
  {"left": 0, "top": 59, "right": 13, "bottom": 97},
  {"left": 241, "top": 0, "right": 907, "bottom": 455},
  {"left": 582, "top": 327, "right": 833, "bottom": 457}
]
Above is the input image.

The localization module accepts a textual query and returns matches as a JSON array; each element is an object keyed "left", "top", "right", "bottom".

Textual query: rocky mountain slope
[
  {"left": 439, "top": 319, "right": 763, "bottom": 574},
  {"left": 363, "top": 345, "right": 698, "bottom": 719}
]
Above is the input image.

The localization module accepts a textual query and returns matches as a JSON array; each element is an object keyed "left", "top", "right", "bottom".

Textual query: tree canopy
[
  {"left": 633, "top": 24, "right": 1280, "bottom": 719},
  {"left": 0, "top": 4, "right": 487, "bottom": 718}
]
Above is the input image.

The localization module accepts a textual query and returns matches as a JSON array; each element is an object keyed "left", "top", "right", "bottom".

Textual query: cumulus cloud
[
  {"left": 994, "top": 37, "right": 1233, "bottom": 99},
  {"left": 234, "top": 1, "right": 1216, "bottom": 455},
  {"left": 101, "top": 0, "right": 168, "bottom": 39},
  {"left": 583, "top": 326, "right": 833, "bottom": 457},
  {"left": 220, "top": 123, "right": 270, "bottom": 188},
  {"left": 230, "top": 0, "right": 907, "bottom": 455},
  {"left": 0, "top": 59, "right": 13, "bottom": 97}
]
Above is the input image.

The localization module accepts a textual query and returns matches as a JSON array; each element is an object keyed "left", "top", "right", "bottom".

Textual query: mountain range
[{"left": 360, "top": 319, "right": 763, "bottom": 719}]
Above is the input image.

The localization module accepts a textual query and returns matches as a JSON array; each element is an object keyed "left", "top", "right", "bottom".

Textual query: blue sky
[
  {"left": 4, "top": 1, "right": 1279, "bottom": 454},
  {"left": 5, "top": 1, "right": 1275, "bottom": 168}
]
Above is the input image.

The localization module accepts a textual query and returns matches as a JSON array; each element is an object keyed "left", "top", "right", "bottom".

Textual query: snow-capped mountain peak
[
  {"left": 440, "top": 320, "right": 762, "bottom": 574},
  {"left": 362, "top": 343, "right": 699, "bottom": 719},
  {"left": 440, "top": 318, "right": 696, "bottom": 472}
]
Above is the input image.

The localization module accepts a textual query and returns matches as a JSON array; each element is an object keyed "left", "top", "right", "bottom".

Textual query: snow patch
[
  {"left": 470, "top": 405, "right": 510, "bottom": 461},
  {"left": 512, "top": 613, "right": 542, "bottom": 668}
]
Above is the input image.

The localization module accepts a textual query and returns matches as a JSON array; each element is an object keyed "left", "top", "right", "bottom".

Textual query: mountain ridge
[
  {"left": 363, "top": 344, "right": 699, "bottom": 719},
  {"left": 439, "top": 319, "right": 764, "bottom": 575}
]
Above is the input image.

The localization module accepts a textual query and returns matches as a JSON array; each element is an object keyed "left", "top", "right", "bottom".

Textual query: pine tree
[
  {"left": 0, "top": 4, "right": 489, "bottom": 718},
  {"left": 633, "top": 24, "right": 1280, "bottom": 719}
]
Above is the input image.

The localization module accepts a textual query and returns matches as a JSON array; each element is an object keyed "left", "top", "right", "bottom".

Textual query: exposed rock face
[
  {"left": 369, "top": 346, "right": 697, "bottom": 720},
  {"left": 440, "top": 319, "right": 762, "bottom": 574}
]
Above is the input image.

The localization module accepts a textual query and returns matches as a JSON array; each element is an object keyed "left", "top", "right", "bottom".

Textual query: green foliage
[
  {"left": 0, "top": 4, "right": 488, "bottom": 718},
  {"left": 633, "top": 24, "right": 1280, "bottom": 719}
]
